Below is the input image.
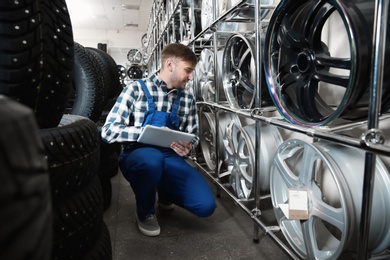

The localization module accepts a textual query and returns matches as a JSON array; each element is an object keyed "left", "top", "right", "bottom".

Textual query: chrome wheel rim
[
  {"left": 222, "top": 34, "right": 256, "bottom": 109},
  {"left": 223, "top": 116, "right": 256, "bottom": 198},
  {"left": 199, "top": 110, "right": 233, "bottom": 173},
  {"left": 200, "top": 49, "right": 215, "bottom": 102},
  {"left": 195, "top": 48, "right": 225, "bottom": 102},
  {"left": 223, "top": 33, "right": 272, "bottom": 108},
  {"left": 270, "top": 139, "right": 390, "bottom": 258},
  {"left": 271, "top": 139, "right": 352, "bottom": 258},
  {"left": 127, "top": 49, "right": 143, "bottom": 64},
  {"left": 222, "top": 116, "right": 282, "bottom": 198}
]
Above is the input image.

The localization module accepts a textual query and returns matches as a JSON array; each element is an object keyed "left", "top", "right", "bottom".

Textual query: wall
[{"left": 72, "top": 28, "right": 146, "bottom": 67}]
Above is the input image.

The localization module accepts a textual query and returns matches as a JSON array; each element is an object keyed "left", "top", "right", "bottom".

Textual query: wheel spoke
[
  {"left": 307, "top": 3, "right": 334, "bottom": 45},
  {"left": 300, "top": 80, "right": 328, "bottom": 122},
  {"left": 298, "top": 146, "right": 318, "bottom": 184},
  {"left": 315, "top": 68, "right": 350, "bottom": 87},
  {"left": 311, "top": 194, "right": 345, "bottom": 232},
  {"left": 316, "top": 53, "right": 351, "bottom": 70},
  {"left": 230, "top": 44, "right": 239, "bottom": 69},
  {"left": 238, "top": 47, "right": 251, "bottom": 69},
  {"left": 237, "top": 140, "right": 253, "bottom": 184},
  {"left": 239, "top": 76, "right": 255, "bottom": 94},
  {"left": 278, "top": 20, "right": 300, "bottom": 49},
  {"left": 273, "top": 146, "right": 302, "bottom": 188}
]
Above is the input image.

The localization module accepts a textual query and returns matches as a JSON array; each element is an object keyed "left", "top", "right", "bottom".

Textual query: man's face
[{"left": 170, "top": 59, "right": 195, "bottom": 89}]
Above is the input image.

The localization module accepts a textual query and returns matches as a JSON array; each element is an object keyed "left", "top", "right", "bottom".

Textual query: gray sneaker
[{"left": 136, "top": 213, "right": 160, "bottom": 236}]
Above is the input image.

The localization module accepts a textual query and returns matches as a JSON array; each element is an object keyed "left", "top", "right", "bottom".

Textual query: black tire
[
  {"left": 0, "top": 96, "right": 53, "bottom": 260},
  {"left": 69, "top": 42, "right": 106, "bottom": 122},
  {"left": 118, "top": 65, "right": 127, "bottom": 87},
  {"left": 40, "top": 114, "right": 100, "bottom": 202},
  {"left": 127, "top": 65, "right": 143, "bottom": 80},
  {"left": 85, "top": 48, "right": 110, "bottom": 114},
  {"left": 83, "top": 222, "right": 113, "bottom": 260},
  {"left": 52, "top": 177, "right": 104, "bottom": 260},
  {"left": 86, "top": 47, "right": 121, "bottom": 99},
  {"left": 98, "top": 173, "right": 113, "bottom": 211},
  {"left": 98, "top": 126, "right": 120, "bottom": 177},
  {"left": 0, "top": 0, "right": 74, "bottom": 129},
  {"left": 97, "top": 126, "right": 119, "bottom": 209}
]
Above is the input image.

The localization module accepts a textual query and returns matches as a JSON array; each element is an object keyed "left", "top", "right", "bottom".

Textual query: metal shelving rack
[{"left": 144, "top": 0, "right": 390, "bottom": 259}]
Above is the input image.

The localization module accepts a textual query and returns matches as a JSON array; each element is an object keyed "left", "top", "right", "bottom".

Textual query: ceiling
[{"left": 65, "top": 0, "right": 154, "bottom": 32}]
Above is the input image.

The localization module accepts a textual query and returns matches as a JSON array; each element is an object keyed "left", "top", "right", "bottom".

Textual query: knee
[
  {"left": 119, "top": 149, "right": 165, "bottom": 185},
  {"left": 120, "top": 148, "right": 164, "bottom": 173},
  {"left": 192, "top": 198, "right": 217, "bottom": 218}
]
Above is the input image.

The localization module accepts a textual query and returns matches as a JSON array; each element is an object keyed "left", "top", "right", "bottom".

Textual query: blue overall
[{"left": 119, "top": 80, "right": 216, "bottom": 221}]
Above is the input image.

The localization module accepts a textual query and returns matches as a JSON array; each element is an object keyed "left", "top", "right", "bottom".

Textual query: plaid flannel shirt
[{"left": 101, "top": 74, "right": 200, "bottom": 148}]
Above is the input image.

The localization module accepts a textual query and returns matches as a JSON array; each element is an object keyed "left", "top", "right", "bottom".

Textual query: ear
[{"left": 165, "top": 58, "right": 174, "bottom": 72}]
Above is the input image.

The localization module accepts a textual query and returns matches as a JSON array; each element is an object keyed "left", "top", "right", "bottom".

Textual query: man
[{"left": 101, "top": 43, "right": 217, "bottom": 236}]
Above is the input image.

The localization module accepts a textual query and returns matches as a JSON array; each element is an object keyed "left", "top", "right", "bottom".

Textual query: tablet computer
[{"left": 137, "top": 125, "right": 196, "bottom": 148}]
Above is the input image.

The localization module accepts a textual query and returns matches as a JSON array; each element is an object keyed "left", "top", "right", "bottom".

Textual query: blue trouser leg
[
  {"left": 119, "top": 147, "right": 164, "bottom": 220},
  {"left": 157, "top": 150, "right": 217, "bottom": 217},
  {"left": 119, "top": 147, "right": 216, "bottom": 220}
]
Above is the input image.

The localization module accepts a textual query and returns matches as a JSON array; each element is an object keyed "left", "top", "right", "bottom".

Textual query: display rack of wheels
[{"left": 144, "top": 0, "right": 390, "bottom": 259}]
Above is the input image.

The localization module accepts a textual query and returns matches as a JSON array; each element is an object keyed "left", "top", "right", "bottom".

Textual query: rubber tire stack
[
  {"left": 41, "top": 114, "right": 112, "bottom": 259},
  {"left": 0, "top": 0, "right": 118, "bottom": 259},
  {"left": 0, "top": 96, "right": 53, "bottom": 260}
]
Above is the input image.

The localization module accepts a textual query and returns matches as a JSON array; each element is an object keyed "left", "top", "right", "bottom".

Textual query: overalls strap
[
  {"left": 138, "top": 80, "right": 154, "bottom": 111},
  {"left": 138, "top": 79, "right": 182, "bottom": 113},
  {"left": 171, "top": 89, "right": 182, "bottom": 114}
]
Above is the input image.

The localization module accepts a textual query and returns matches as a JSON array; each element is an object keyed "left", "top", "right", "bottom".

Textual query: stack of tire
[
  {"left": 0, "top": 0, "right": 120, "bottom": 259},
  {"left": 0, "top": 96, "right": 53, "bottom": 260},
  {"left": 71, "top": 42, "right": 123, "bottom": 211}
]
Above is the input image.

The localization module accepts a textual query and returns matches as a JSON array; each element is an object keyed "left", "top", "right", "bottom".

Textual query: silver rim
[
  {"left": 200, "top": 49, "right": 215, "bottom": 101},
  {"left": 141, "top": 33, "right": 148, "bottom": 48},
  {"left": 222, "top": 33, "right": 256, "bottom": 109},
  {"left": 222, "top": 115, "right": 283, "bottom": 198},
  {"left": 127, "top": 49, "right": 142, "bottom": 64},
  {"left": 227, "top": 0, "right": 274, "bottom": 20},
  {"left": 270, "top": 139, "right": 390, "bottom": 258},
  {"left": 194, "top": 48, "right": 225, "bottom": 102},
  {"left": 201, "top": 0, "right": 240, "bottom": 33},
  {"left": 199, "top": 110, "right": 233, "bottom": 173},
  {"left": 223, "top": 116, "right": 256, "bottom": 198}
]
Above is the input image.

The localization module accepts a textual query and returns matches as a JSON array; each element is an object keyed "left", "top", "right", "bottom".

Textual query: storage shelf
[
  {"left": 197, "top": 101, "right": 390, "bottom": 157},
  {"left": 144, "top": 0, "right": 390, "bottom": 258}
]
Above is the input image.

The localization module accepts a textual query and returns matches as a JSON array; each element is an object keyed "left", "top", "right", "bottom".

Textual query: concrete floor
[{"left": 103, "top": 169, "right": 294, "bottom": 260}]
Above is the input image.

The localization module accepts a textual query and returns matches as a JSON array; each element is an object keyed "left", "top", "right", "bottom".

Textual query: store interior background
[
  {"left": 65, "top": 0, "right": 390, "bottom": 213},
  {"left": 66, "top": 0, "right": 153, "bottom": 67},
  {"left": 64, "top": 0, "right": 390, "bottom": 218},
  {"left": 63, "top": 1, "right": 390, "bottom": 258}
]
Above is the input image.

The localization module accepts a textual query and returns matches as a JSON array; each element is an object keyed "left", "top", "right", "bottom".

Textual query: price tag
[{"left": 288, "top": 189, "right": 309, "bottom": 220}]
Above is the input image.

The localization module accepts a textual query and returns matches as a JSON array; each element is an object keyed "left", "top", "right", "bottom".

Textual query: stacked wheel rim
[{"left": 270, "top": 139, "right": 390, "bottom": 258}]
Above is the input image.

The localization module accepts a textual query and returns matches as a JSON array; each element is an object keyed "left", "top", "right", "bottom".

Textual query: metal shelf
[{"left": 144, "top": 0, "right": 390, "bottom": 258}]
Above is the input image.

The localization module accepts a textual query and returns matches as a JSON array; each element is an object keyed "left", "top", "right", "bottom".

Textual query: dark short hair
[{"left": 161, "top": 43, "right": 197, "bottom": 67}]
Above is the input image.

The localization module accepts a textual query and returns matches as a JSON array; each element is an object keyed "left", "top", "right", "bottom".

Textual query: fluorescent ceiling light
[
  {"left": 122, "top": 4, "right": 140, "bottom": 10},
  {"left": 124, "top": 23, "right": 139, "bottom": 27}
]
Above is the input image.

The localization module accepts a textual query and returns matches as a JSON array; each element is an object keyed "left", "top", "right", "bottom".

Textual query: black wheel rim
[{"left": 264, "top": 0, "right": 376, "bottom": 126}]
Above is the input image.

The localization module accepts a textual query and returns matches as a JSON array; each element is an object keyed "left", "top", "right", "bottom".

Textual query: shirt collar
[
  {"left": 149, "top": 73, "right": 179, "bottom": 95},
  {"left": 150, "top": 74, "right": 167, "bottom": 92}
]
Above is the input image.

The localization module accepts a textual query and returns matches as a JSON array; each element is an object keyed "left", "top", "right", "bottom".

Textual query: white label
[{"left": 289, "top": 189, "right": 308, "bottom": 211}]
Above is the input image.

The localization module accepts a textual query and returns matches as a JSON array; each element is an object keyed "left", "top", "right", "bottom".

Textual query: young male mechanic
[{"left": 101, "top": 43, "right": 217, "bottom": 236}]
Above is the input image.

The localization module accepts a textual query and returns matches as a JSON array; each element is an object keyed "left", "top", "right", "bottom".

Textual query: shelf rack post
[
  {"left": 252, "top": 0, "right": 263, "bottom": 244},
  {"left": 358, "top": 0, "right": 389, "bottom": 258}
]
